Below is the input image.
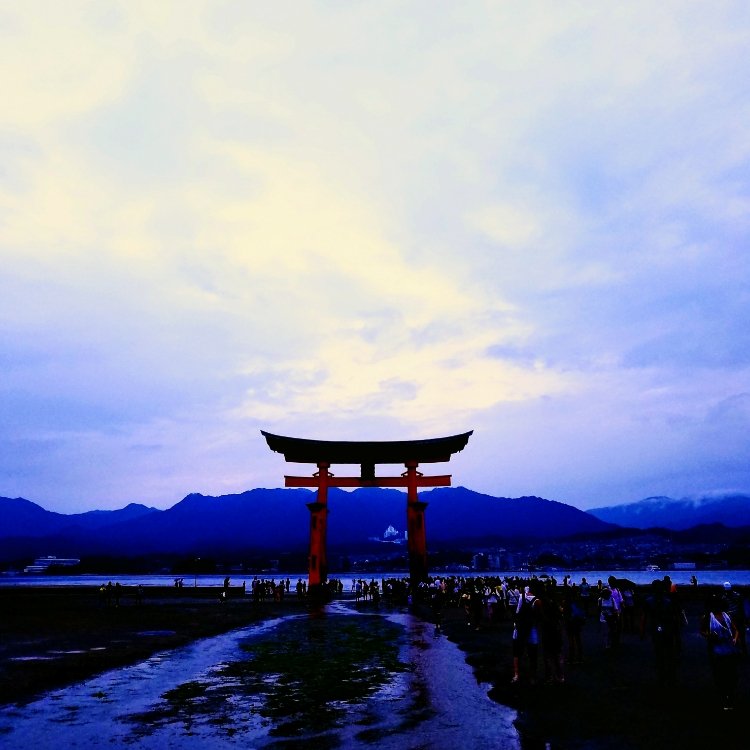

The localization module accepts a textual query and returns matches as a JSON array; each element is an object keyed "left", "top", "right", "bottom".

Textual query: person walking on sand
[
  {"left": 641, "top": 579, "right": 680, "bottom": 686},
  {"left": 512, "top": 584, "right": 543, "bottom": 684},
  {"left": 579, "top": 577, "right": 592, "bottom": 615},
  {"left": 598, "top": 587, "right": 619, "bottom": 650},
  {"left": 607, "top": 576, "right": 624, "bottom": 646},
  {"left": 542, "top": 589, "right": 565, "bottom": 683},
  {"left": 721, "top": 582, "right": 747, "bottom": 656},
  {"left": 563, "top": 592, "right": 586, "bottom": 664},
  {"left": 431, "top": 580, "right": 446, "bottom": 634},
  {"left": 701, "top": 594, "right": 740, "bottom": 710},
  {"left": 621, "top": 585, "right": 636, "bottom": 634}
]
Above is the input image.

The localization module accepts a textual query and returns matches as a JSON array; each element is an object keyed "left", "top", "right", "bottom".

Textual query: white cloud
[{"left": 1, "top": 1, "right": 749, "bottom": 510}]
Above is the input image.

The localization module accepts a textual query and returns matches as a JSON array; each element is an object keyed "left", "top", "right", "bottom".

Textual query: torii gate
[{"left": 261, "top": 430, "right": 473, "bottom": 593}]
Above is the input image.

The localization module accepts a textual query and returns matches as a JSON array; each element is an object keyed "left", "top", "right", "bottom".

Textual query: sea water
[{"left": 2, "top": 569, "right": 748, "bottom": 589}]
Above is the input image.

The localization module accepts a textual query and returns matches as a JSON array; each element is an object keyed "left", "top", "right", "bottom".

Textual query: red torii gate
[{"left": 261, "top": 430, "right": 473, "bottom": 593}]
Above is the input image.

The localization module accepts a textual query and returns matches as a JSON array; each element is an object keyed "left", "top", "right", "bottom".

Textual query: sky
[{"left": 2, "top": 2, "right": 750, "bottom": 514}]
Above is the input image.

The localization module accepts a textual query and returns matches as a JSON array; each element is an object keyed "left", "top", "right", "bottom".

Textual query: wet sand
[
  {"left": 1, "top": 585, "right": 747, "bottom": 748},
  {"left": 0, "top": 585, "right": 308, "bottom": 707},
  {"left": 0, "top": 594, "right": 521, "bottom": 750}
]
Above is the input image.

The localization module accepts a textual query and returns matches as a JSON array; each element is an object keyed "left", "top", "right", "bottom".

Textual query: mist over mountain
[
  {"left": 0, "top": 487, "right": 615, "bottom": 562},
  {"left": 587, "top": 494, "right": 750, "bottom": 530}
]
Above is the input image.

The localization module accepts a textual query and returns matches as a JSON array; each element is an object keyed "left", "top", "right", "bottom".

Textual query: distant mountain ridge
[
  {"left": 4, "top": 490, "right": 748, "bottom": 565},
  {"left": 0, "top": 487, "right": 614, "bottom": 562},
  {"left": 587, "top": 494, "right": 750, "bottom": 530},
  {"left": 0, "top": 497, "right": 159, "bottom": 538}
]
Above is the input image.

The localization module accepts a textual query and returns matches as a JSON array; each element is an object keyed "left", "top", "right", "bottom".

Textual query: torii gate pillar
[
  {"left": 405, "top": 461, "right": 429, "bottom": 583},
  {"left": 307, "top": 462, "right": 330, "bottom": 590}
]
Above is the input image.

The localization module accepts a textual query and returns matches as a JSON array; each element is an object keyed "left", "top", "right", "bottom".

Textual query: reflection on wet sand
[{"left": 0, "top": 601, "right": 520, "bottom": 749}]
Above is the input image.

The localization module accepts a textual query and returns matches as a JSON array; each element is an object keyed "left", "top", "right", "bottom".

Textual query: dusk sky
[{"left": 2, "top": 2, "right": 749, "bottom": 514}]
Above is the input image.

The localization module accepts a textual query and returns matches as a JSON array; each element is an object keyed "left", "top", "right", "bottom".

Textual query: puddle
[
  {"left": 48, "top": 650, "right": 87, "bottom": 655},
  {"left": 9, "top": 656, "right": 58, "bottom": 662}
]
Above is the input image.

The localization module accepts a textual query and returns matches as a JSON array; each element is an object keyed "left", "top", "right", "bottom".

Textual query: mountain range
[
  {"left": 1, "top": 489, "right": 748, "bottom": 564},
  {"left": 587, "top": 494, "right": 750, "bottom": 530},
  {"left": 0, "top": 487, "right": 612, "bottom": 562}
]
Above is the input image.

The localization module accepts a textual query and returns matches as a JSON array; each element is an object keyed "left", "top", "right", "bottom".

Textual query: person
[
  {"left": 669, "top": 584, "right": 688, "bottom": 653},
  {"left": 700, "top": 594, "right": 740, "bottom": 710},
  {"left": 512, "top": 584, "right": 543, "bottom": 684},
  {"left": 579, "top": 577, "right": 591, "bottom": 615},
  {"left": 470, "top": 582, "right": 485, "bottom": 630},
  {"left": 486, "top": 589, "right": 501, "bottom": 624},
  {"left": 607, "top": 576, "right": 624, "bottom": 646},
  {"left": 563, "top": 592, "right": 586, "bottom": 664},
  {"left": 721, "top": 582, "right": 747, "bottom": 656},
  {"left": 621, "top": 585, "right": 636, "bottom": 633},
  {"left": 431, "top": 580, "right": 446, "bottom": 634},
  {"left": 640, "top": 579, "right": 680, "bottom": 686},
  {"left": 542, "top": 590, "right": 565, "bottom": 683},
  {"left": 598, "top": 587, "right": 619, "bottom": 649},
  {"left": 507, "top": 584, "right": 521, "bottom": 618}
]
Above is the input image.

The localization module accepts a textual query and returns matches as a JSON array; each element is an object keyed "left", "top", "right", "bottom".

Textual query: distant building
[
  {"left": 24, "top": 556, "right": 80, "bottom": 573},
  {"left": 369, "top": 524, "right": 406, "bottom": 544},
  {"left": 487, "top": 554, "right": 502, "bottom": 570},
  {"left": 472, "top": 552, "right": 488, "bottom": 571}
]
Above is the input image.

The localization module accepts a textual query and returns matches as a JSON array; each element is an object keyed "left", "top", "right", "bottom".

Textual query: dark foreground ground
[
  {"left": 437, "top": 586, "right": 748, "bottom": 750},
  {"left": 0, "top": 585, "right": 747, "bottom": 749}
]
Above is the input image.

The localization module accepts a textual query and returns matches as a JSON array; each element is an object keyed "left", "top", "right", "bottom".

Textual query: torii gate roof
[{"left": 260, "top": 430, "right": 473, "bottom": 465}]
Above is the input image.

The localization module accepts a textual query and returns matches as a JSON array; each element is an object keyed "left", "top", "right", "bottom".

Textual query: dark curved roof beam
[{"left": 261, "top": 430, "right": 473, "bottom": 465}]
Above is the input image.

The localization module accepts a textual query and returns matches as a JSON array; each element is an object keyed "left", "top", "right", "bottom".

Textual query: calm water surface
[{"left": 4, "top": 569, "right": 749, "bottom": 589}]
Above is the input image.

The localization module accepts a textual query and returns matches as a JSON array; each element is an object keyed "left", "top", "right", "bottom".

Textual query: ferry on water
[{"left": 24, "top": 556, "right": 80, "bottom": 574}]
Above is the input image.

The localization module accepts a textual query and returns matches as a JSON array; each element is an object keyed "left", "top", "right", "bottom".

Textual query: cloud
[{"left": 1, "top": 1, "right": 749, "bottom": 510}]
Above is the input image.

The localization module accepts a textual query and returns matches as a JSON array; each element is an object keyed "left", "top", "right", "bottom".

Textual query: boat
[{"left": 24, "top": 556, "right": 80, "bottom": 573}]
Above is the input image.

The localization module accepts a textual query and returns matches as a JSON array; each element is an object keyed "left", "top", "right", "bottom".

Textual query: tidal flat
[
  {"left": 0, "top": 584, "right": 748, "bottom": 748},
  {"left": 0, "top": 589, "right": 519, "bottom": 749}
]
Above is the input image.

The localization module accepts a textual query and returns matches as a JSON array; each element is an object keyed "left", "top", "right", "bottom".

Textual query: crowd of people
[{"left": 367, "top": 572, "right": 748, "bottom": 711}]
